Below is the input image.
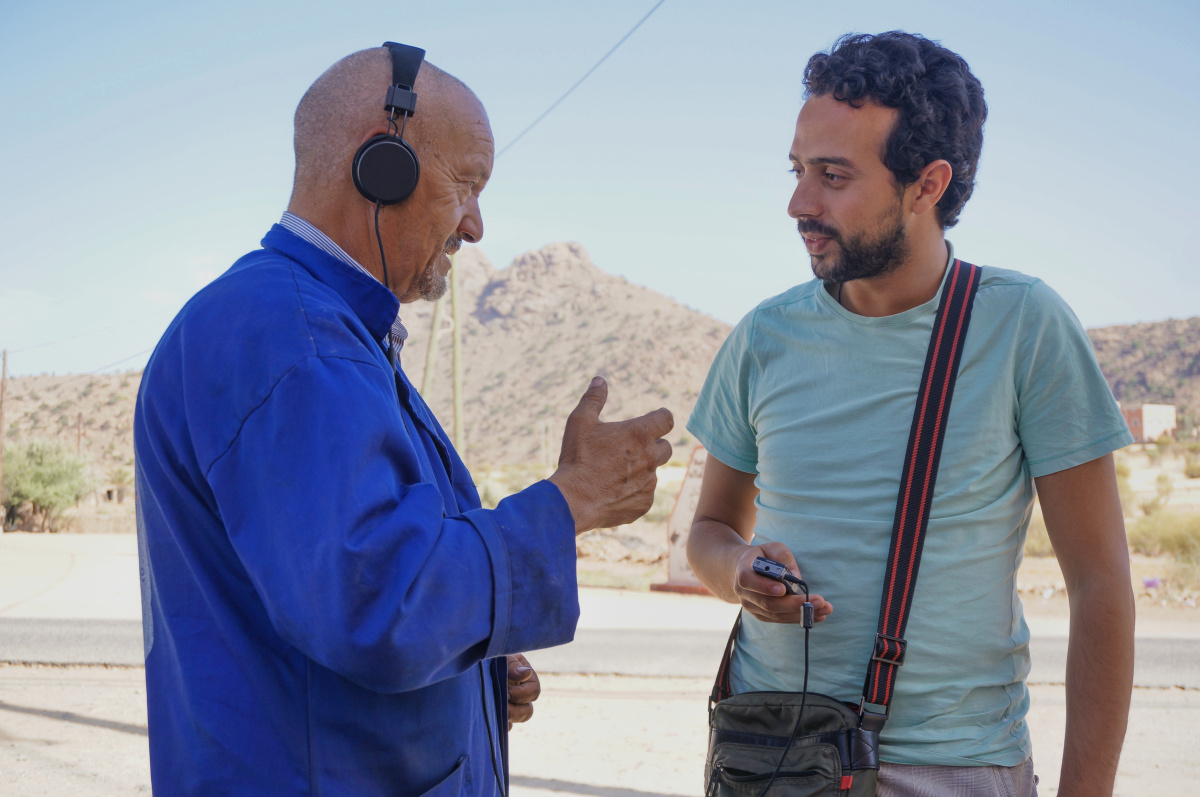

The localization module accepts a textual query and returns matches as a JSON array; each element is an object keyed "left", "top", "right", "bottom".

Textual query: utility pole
[
  {"left": 76, "top": 412, "right": 83, "bottom": 454},
  {"left": 0, "top": 349, "right": 6, "bottom": 507},
  {"left": 420, "top": 295, "right": 445, "bottom": 395},
  {"left": 450, "top": 253, "right": 465, "bottom": 455}
]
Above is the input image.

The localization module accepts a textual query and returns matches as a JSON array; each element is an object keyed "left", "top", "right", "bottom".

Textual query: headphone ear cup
[{"left": 352, "top": 134, "right": 420, "bottom": 204}]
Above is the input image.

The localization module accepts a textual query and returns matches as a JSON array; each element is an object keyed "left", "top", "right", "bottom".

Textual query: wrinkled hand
[
  {"left": 507, "top": 653, "right": 540, "bottom": 730},
  {"left": 549, "top": 377, "right": 674, "bottom": 534},
  {"left": 734, "top": 541, "right": 833, "bottom": 624}
]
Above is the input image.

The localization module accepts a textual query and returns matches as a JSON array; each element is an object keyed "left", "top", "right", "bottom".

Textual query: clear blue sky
[{"left": 2, "top": 0, "right": 1198, "bottom": 376}]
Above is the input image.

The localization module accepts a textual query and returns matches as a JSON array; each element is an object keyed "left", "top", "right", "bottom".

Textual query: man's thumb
[{"left": 574, "top": 376, "right": 608, "bottom": 419}]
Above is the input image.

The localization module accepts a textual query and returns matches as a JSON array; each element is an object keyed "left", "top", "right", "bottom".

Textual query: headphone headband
[{"left": 382, "top": 41, "right": 425, "bottom": 116}]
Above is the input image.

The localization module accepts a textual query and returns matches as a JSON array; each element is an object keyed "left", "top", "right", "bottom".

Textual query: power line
[
  {"left": 7, "top": 309, "right": 174, "bottom": 355},
  {"left": 496, "top": 0, "right": 668, "bottom": 159},
  {"left": 87, "top": 349, "right": 153, "bottom": 375}
]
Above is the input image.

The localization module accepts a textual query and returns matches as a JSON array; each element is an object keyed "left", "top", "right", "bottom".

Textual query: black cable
[
  {"left": 374, "top": 200, "right": 389, "bottom": 290},
  {"left": 758, "top": 588, "right": 812, "bottom": 797},
  {"left": 479, "top": 662, "right": 508, "bottom": 797},
  {"left": 496, "top": 0, "right": 668, "bottom": 158}
]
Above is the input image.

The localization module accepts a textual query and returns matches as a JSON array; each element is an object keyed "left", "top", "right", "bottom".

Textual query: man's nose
[
  {"left": 787, "top": 176, "right": 821, "bottom": 220},
  {"left": 458, "top": 198, "right": 483, "bottom": 244}
]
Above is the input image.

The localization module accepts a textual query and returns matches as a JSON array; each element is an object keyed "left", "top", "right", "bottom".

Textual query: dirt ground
[{"left": 1, "top": 665, "right": 1197, "bottom": 797}]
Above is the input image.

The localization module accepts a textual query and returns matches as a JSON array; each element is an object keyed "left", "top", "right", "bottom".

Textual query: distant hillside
[
  {"left": 1, "top": 242, "right": 730, "bottom": 474},
  {"left": 400, "top": 242, "right": 729, "bottom": 465},
  {"left": 1, "top": 370, "right": 137, "bottom": 484},
  {"left": 6, "top": 248, "right": 1198, "bottom": 480},
  {"left": 1088, "top": 317, "right": 1200, "bottom": 427}
]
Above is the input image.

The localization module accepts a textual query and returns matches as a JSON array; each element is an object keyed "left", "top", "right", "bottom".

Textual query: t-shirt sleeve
[
  {"left": 1013, "top": 280, "right": 1133, "bottom": 478},
  {"left": 687, "top": 311, "right": 759, "bottom": 473}
]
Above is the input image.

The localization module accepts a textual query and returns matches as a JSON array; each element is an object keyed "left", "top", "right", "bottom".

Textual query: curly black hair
[{"left": 804, "top": 32, "right": 987, "bottom": 229}]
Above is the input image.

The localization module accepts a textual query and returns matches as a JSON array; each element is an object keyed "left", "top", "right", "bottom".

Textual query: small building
[
  {"left": 1120, "top": 403, "right": 1177, "bottom": 443},
  {"left": 97, "top": 483, "right": 133, "bottom": 504}
]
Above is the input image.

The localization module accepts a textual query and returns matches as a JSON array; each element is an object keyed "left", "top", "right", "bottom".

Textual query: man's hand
[
  {"left": 733, "top": 541, "right": 833, "bottom": 624},
  {"left": 549, "top": 377, "right": 674, "bottom": 534},
  {"left": 506, "top": 653, "right": 540, "bottom": 730},
  {"left": 687, "top": 457, "right": 833, "bottom": 622}
]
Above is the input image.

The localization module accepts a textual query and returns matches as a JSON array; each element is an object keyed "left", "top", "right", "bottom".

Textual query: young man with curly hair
[{"left": 687, "top": 32, "right": 1133, "bottom": 796}]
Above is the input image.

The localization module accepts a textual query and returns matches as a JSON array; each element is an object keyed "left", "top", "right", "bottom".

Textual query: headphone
[{"left": 352, "top": 41, "right": 426, "bottom": 205}]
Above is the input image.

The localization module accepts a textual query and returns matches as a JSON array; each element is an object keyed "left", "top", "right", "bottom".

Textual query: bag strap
[
  {"left": 710, "top": 613, "right": 741, "bottom": 707},
  {"left": 859, "top": 258, "right": 981, "bottom": 718}
]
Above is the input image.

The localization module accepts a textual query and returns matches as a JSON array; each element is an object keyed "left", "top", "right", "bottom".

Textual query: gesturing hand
[
  {"left": 507, "top": 653, "right": 540, "bottom": 730},
  {"left": 733, "top": 541, "right": 833, "bottom": 625},
  {"left": 549, "top": 377, "right": 674, "bottom": 534}
]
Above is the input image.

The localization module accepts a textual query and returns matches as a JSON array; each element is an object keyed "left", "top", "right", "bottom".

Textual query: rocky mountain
[
  {"left": 400, "top": 242, "right": 729, "bottom": 466},
  {"left": 1088, "top": 317, "right": 1200, "bottom": 428},
  {"left": 4, "top": 244, "right": 1198, "bottom": 481}
]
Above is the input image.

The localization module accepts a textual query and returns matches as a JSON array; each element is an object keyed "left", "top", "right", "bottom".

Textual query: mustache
[
  {"left": 444, "top": 235, "right": 463, "bottom": 255},
  {"left": 796, "top": 218, "right": 839, "bottom": 239}
]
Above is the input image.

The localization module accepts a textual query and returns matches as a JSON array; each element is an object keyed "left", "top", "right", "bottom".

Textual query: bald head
[
  {"left": 286, "top": 45, "right": 493, "bottom": 304},
  {"left": 290, "top": 46, "right": 483, "bottom": 201}
]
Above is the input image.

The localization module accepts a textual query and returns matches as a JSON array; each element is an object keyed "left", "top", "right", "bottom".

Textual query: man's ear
[{"left": 909, "top": 160, "right": 953, "bottom": 218}]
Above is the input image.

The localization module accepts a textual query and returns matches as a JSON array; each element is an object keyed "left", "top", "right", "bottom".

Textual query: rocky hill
[
  {"left": 1, "top": 371, "right": 137, "bottom": 486},
  {"left": 1088, "top": 317, "right": 1200, "bottom": 427},
  {"left": 400, "top": 243, "right": 728, "bottom": 466},
  {"left": 4, "top": 245, "right": 1198, "bottom": 482}
]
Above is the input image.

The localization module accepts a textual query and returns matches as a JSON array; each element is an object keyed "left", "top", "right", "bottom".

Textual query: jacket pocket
[{"left": 418, "top": 755, "right": 470, "bottom": 797}]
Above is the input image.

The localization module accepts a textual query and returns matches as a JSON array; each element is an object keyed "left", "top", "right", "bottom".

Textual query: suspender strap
[{"left": 861, "top": 259, "right": 981, "bottom": 712}]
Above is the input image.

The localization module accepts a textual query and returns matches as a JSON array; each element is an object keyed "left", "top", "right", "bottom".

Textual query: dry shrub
[
  {"left": 1184, "top": 455, "right": 1200, "bottom": 480},
  {"left": 1167, "top": 561, "right": 1200, "bottom": 592},
  {"left": 1128, "top": 511, "right": 1200, "bottom": 563}
]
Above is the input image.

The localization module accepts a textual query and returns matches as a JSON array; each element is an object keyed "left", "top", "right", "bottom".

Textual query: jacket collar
[{"left": 261, "top": 224, "right": 400, "bottom": 345}]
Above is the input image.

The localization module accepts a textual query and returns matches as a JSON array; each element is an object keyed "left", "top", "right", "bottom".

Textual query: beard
[
  {"left": 412, "top": 261, "right": 448, "bottom": 301},
  {"left": 412, "top": 235, "right": 463, "bottom": 301},
  {"left": 798, "top": 202, "right": 909, "bottom": 284}
]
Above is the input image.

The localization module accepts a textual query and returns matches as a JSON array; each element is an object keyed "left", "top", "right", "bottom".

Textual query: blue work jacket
[{"left": 134, "top": 225, "right": 579, "bottom": 796}]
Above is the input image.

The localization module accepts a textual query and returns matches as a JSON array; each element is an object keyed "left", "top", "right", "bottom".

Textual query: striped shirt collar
[{"left": 279, "top": 211, "right": 408, "bottom": 355}]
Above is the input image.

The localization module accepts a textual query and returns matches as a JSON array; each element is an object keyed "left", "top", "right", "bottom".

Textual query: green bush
[
  {"left": 2, "top": 439, "right": 92, "bottom": 532},
  {"left": 1128, "top": 512, "right": 1200, "bottom": 564}
]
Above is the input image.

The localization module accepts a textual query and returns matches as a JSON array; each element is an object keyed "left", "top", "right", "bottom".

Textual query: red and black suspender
[
  {"left": 709, "top": 259, "right": 982, "bottom": 722},
  {"left": 860, "top": 258, "right": 980, "bottom": 717}
]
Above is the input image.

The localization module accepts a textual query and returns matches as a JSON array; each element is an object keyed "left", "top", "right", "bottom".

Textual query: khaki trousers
[{"left": 877, "top": 758, "right": 1038, "bottom": 797}]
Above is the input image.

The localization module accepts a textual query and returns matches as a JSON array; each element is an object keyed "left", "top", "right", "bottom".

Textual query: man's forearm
[
  {"left": 687, "top": 521, "right": 749, "bottom": 603},
  {"left": 1059, "top": 578, "right": 1134, "bottom": 796}
]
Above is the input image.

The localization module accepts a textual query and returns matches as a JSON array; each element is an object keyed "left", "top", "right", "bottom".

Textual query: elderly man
[{"left": 134, "top": 43, "right": 672, "bottom": 796}]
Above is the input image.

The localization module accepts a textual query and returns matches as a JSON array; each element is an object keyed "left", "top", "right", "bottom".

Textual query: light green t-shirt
[{"left": 687, "top": 249, "right": 1132, "bottom": 767}]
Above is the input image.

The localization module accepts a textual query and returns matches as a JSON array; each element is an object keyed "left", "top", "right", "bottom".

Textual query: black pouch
[
  {"left": 704, "top": 613, "right": 882, "bottom": 797},
  {"left": 706, "top": 690, "right": 879, "bottom": 796}
]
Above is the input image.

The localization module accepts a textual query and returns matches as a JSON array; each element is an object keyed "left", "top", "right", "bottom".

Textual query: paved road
[
  {"left": 0, "top": 618, "right": 144, "bottom": 666},
  {"left": 3, "top": 620, "right": 1197, "bottom": 689},
  {"left": 541, "top": 629, "right": 1200, "bottom": 689}
]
